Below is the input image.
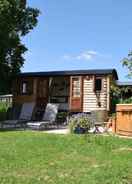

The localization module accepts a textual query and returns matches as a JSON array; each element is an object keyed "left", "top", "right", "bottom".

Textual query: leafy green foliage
[
  {"left": 57, "top": 112, "right": 68, "bottom": 124},
  {"left": 0, "top": 133, "right": 132, "bottom": 183},
  {"left": 119, "top": 97, "right": 132, "bottom": 104},
  {"left": 0, "top": 102, "right": 10, "bottom": 120},
  {"left": 122, "top": 50, "right": 132, "bottom": 78},
  {"left": 110, "top": 82, "right": 132, "bottom": 108},
  {"left": 110, "top": 83, "right": 121, "bottom": 98},
  {"left": 0, "top": 0, "right": 40, "bottom": 94}
]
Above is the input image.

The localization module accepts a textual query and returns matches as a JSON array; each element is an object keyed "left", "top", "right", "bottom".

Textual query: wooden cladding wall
[
  {"left": 13, "top": 77, "right": 37, "bottom": 104},
  {"left": 83, "top": 76, "right": 109, "bottom": 112},
  {"left": 13, "top": 74, "right": 111, "bottom": 112}
]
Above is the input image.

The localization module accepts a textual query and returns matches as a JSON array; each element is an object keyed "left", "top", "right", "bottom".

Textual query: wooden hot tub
[{"left": 116, "top": 104, "right": 132, "bottom": 136}]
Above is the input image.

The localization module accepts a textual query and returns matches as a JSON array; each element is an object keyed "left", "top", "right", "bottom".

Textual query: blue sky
[{"left": 23, "top": 0, "right": 132, "bottom": 81}]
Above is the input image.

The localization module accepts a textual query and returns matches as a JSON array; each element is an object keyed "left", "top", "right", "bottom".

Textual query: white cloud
[
  {"left": 63, "top": 55, "right": 72, "bottom": 60},
  {"left": 63, "top": 50, "right": 98, "bottom": 61}
]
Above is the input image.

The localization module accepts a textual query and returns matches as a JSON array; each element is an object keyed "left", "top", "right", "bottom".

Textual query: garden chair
[
  {"left": 27, "top": 103, "right": 59, "bottom": 130},
  {"left": 0, "top": 102, "right": 35, "bottom": 129}
]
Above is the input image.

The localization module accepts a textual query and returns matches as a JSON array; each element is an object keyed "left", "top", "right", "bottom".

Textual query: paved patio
[{"left": 45, "top": 128, "right": 69, "bottom": 134}]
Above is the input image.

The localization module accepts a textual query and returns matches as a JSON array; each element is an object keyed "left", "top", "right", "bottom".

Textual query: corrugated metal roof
[
  {"left": 18, "top": 69, "right": 118, "bottom": 79},
  {"left": 116, "top": 81, "right": 132, "bottom": 86}
]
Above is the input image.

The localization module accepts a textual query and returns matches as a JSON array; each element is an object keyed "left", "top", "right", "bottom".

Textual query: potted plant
[{"left": 68, "top": 113, "right": 93, "bottom": 134}]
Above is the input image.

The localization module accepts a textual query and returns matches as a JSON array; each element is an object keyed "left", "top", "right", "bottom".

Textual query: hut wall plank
[
  {"left": 13, "top": 78, "right": 37, "bottom": 104},
  {"left": 83, "top": 76, "right": 109, "bottom": 112}
]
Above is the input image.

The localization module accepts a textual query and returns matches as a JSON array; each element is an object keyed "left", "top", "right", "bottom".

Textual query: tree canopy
[
  {"left": 122, "top": 51, "right": 132, "bottom": 78},
  {"left": 0, "top": 0, "right": 40, "bottom": 94}
]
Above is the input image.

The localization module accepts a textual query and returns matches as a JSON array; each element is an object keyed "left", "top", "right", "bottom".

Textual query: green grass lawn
[{"left": 0, "top": 132, "right": 132, "bottom": 184}]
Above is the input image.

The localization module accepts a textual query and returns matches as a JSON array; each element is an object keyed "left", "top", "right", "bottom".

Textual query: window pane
[
  {"left": 20, "top": 80, "right": 33, "bottom": 95},
  {"left": 72, "top": 78, "right": 81, "bottom": 97},
  {"left": 95, "top": 79, "right": 102, "bottom": 91},
  {"left": 22, "top": 82, "right": 27, "bottom": 94}
]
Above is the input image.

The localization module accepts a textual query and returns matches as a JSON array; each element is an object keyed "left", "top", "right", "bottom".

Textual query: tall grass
[
  {"left": 0, "top": 102, "right": 9, "bottom": 111},
  {"left": 0, "top": 102, "right": 10, "bottom": 121}
]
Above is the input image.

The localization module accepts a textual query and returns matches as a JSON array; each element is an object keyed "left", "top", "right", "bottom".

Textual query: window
[
  {"left": 72, "top": 77, "right": 81, "bottom": 97},
  {"left": 22, "top": 82, "right": 27, "bottom": 94},
  {"left": 20, "top": 80, "right": 33, "bottom": 95},
  {"left": 95, "top": 78, "right": 102, "bottom": 91}
]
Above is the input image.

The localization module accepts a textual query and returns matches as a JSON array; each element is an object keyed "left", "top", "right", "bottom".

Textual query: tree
[
  {"left": 122, "top": 51, "right": 132, "bottom": 78},
  {"left": 0, "top": 0, "right": 40, "bottom": 94}
]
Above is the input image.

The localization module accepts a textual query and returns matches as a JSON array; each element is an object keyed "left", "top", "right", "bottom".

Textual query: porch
[
  {"left": 37, "top": 76, "right": 70, "bottom": 111},
  {"left": 32, "top": 75, "right": 85, "bottom": 123}
]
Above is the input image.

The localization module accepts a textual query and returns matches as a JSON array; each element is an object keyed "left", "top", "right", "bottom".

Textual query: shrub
[
  {"left": 68, "top": 113, "right": 94, "bottom": 134},
  {"left": 57, "top": 111, "right": 69, "bottom": 124},
  {"left": 119, "top": 97, "right": 132, "bottom": 104},
  {"left": 0, "top": 102, "right": 10, "bottom": 112},
  {"left": 0, "top": 102, "right": 10, "bottom": 121}
]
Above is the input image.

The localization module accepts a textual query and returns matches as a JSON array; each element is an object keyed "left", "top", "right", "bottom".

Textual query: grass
[{"left": 0, "top": 132, "right": 132, "bottom": 183}]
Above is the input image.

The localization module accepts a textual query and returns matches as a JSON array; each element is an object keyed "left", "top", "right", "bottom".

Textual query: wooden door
[
  {"left": 70, "top": 76, "right": 83, "bottom": 112},
  {"left": 37, "top": 78, "right": 49, "bottom": 107}
]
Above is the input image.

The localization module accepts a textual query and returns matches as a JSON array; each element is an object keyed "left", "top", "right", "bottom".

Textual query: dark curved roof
[{"left": 18, "top": 69, "right": 118, "bottom": 80}]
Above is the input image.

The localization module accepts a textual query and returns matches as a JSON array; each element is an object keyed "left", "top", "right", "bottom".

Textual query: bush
[
  {"left": 68, "top": 113, "right": 94, "bottom": 134},
  {"left": 119, "top": 97, "right": 132, "bottom": 104},
  {"left": 0, "top": 102, "right": 10, "bottom": 112},
  {"left": 56, "top": 111, "right": 69, "bottom": 124},
  {"left": 0, "top": 102, "right": 10, "bottom": 121}
]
